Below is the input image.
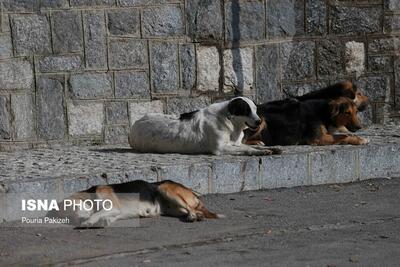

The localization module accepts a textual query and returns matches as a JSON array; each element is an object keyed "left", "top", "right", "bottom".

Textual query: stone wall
[{"left": 0, "top": 0, "right": 399, "bottom": 150}]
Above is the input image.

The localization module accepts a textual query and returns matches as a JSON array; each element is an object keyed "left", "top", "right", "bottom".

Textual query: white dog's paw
[
  {"left": 80, "top": 218, "right": 108, "bottom": 228},
  {"left": 97, "top": 217, "right": 112, "bottom": 227},
  {"left": 80, "top": 219, "right": 95, "bottom": 228}
]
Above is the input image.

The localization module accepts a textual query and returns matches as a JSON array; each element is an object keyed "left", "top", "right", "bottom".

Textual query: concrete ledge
[{"left": 1, "top": 126, "right": 400, "bottom": 197}]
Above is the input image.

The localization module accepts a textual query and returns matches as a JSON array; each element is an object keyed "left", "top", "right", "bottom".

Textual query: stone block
[
  {"left": 355, "top": 76, "right": 391, "bottom": 102},
  {"left": 384, "top": 15, "right": 400, "bottom": 33},
  {"left": 115, "top": 71, "right": 150, "bottom": 98},
  {"left": 330, "top": 6, "right": 381, "bottom": 35},
  {"left": 225, "top": 0, "right": 265, "bottom": 42},
  {"left": 70, "top": 0, "right": 115, "bottom": 6},
  {"left": 212, "top": 160, "right": 243, "bottom": 194},
  {"left": 306, "top": 0, "right": 326, "bottom": 35},
  {"left": 261, "top": 154, "right": 309, "bottom": 189},
  {"left": 1, "top": 14, "right": 10, "bottom": 32},
  {"left": 317, "top": 39, "right": 344, "bottom": 78},
  {"left": 68, "top": 102, "right": 104, "bottom": 136},
  {"left": 282, "top": 81, "right": 329, "bottom": 98},
  {"left": 83, "top": 11, "right": 107, "bottom": 69},
  {"left": 359, "top": 145, "right": 400, "bottom": 179},
  {"left": 40, "top": 0, "right": 69, "bottom": 8},
  {"left": 62, "top": 178, "right": 88, "bottom": 194},
  {"left": 166, "top": 96, "right": 211, "bottom": 115},
  {"left": 11, "top": 94, "right": 35, "bottom": 140},
  {"left": 117, "top": 0, "right": 173, "bottom": 6},
  {"left": 189, "top": 163, "right": 211, "bottom": 194},
  {"left": 150, "top": 42, "right": 179, "bottom": 93},
  {"left": 158, "top": 165, "right": 191, "bottom": 186},
  {"left": 223, "top": 47, "right": 254, "bottom": 93},
  {"left": 105, "top": 102, "right": 128, "bottom": 124},
  {"left": 107, "top": 9, "right": 140, "bottom": 36},
  {"left": 36, "top": 76, "right": 66, "bottom": 140},
  {"left": 255, "top": 44, "right": 281, "bottom": 102},
  {"left": 129, "top": 100, "right": 164, "bottom": 124},
  {"left": 2, "top": 0, "right": 39, "bottom": 12},
  {"left": 10, "top": 14, "right": 51, "bottom": 56},
  {"left": 310, "top": 149, "right": 357, "bottom": 185},
  {"left": 109, "top": 38, "right": 148, "bottom": 69},
  {"left": 105, "top": 125, "right": 129, "bottom": 145},
  {"left": 187, "top": 0, "right": 223, "bottom": 41},
  {"left": 0, "top": 34, "right": 12, "bottom": 59},
  {"left": 241, "top": 158, "right": 260, "bottom": 191},
  {"left": 143, "top": 5, "right": 184, "bottom": 37},
  {"left": 358, "top": 105, "right": 373, "bottom": 126},
  {"left": 384, "top": 0, "right": 400, "bottom": 11},
  {"left": 267, "top": 0, "right": 304, "bottom": 38},
  {"left": 37, "top": 55, "right": 82, "bottom": 73},
  {"left": 69, "top": 73, "right": 113, "bottom": 99},
  {"left": 395, "top": 57, "right": 400, "bottom": 105},
  {"left": 345, "top": 41, "right": 365, "bottom": 77},
  {"left": 368, "top": 56, "right": 393, "bottom": 73},
  {"left": 197, "top": 46, "right": 220, "bottom": 92},
  {"left": 52, "top": 11, "right": 83, "bottom": 53},
  {"left": 281, "top": 41, "right": 315, "bottom": 80},
  {"left": 0, "top": 59, "right": 33, "bottom": 90},
  {"left": 0, "top": 97, "right": 11, "bottom": 140},
  {"left": 180, "top": 44, "right": 196, "bottom": 91},
  {"left": 7, "top": 180, "right": 59, "bottom": 193},
  {"left": 105, "top": 168, "right": 158, "bottom": 185},
  {"left": 368, "top": 37, "right": 400, "bottom": 53}
]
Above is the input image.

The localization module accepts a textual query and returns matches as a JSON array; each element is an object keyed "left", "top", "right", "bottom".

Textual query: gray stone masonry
[{"left": 0, "top": 0, "right": 399, "bottom": 149}]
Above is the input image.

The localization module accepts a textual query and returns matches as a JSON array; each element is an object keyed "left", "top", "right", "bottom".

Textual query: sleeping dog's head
[
  {"left": 329, "top": 97, "right": 362, "bottom": 132},
  {"left": 227, "top": 97, "right": 261, "bottom": 130}
]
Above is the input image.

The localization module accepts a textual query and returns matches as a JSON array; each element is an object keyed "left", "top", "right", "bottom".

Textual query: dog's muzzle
[{"left": 246, "top": 120, "right": 261, "bottom": 130}]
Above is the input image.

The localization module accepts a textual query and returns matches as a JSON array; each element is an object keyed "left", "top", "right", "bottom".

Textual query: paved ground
[{"left": 1, "top": 177, "right": 399, "bottom": 267}]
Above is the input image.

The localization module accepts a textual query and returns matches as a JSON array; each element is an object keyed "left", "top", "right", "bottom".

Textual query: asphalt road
[{"left": 1, "top": 178, "right": 399, "bottom": 267}]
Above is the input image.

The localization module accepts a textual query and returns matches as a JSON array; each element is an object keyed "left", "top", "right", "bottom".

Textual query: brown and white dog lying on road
[{"left": 48, "top": 180, "right": 223, "bottom": 228}]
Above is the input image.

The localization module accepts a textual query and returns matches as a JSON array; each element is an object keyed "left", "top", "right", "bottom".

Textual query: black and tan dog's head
[
  {"left": 337, "top": 81, "right": 369, "bottom": 112},
  {"left": 227, "top": 97, "right": 262, "bottom": 130},
  {"left": 329, "top": 97, "right": 362, "bottom": 132}
]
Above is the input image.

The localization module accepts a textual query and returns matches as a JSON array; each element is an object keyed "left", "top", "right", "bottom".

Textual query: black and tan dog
[
  {"left": 49, "top": 180, "right": 223, "bottom": 228},
  {"left": 245, "top": 81, "right": 370, "bottom": 145},
  {"left": 245, "top": 97, "right": 368, "bottom": 146}
]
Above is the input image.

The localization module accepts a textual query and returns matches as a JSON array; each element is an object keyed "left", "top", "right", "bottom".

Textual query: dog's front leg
[
  {"left": 327, "top": 125, "right": 350, "bottom": 134},
  {"left": 219, "top": 145, "right": 281, "bottom": 156},
  {"left": 313, "top": 133, "right": 368, "bottom": 145},
  {"left": 80, "top": 209, "right": 121, "bottom": 228}
]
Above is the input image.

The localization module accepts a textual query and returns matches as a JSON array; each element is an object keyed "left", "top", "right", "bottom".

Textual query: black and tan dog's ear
[
  {"left": 338, "top": 81, "right": 356, "bottom": 99},
  {"left": 329, "top": 99, "right": 350, "bottom": 117}
]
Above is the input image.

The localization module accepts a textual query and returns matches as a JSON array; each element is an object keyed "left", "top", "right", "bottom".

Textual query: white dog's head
[{"left": 227, "top": 97, "right": 261, "bottom": 130}]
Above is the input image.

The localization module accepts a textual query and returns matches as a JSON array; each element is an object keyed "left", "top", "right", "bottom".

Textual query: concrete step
[{"left": 1, "top": 125, "right": 400, "bottom": 197}]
